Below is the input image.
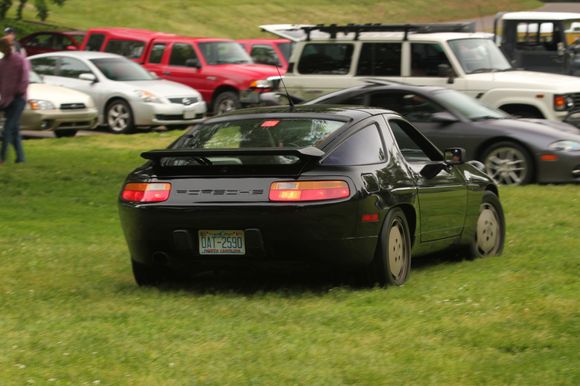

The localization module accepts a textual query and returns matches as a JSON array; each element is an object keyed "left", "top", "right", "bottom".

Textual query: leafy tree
[{"left": 0, "top": 0, "right": 66, "bottom": 21}]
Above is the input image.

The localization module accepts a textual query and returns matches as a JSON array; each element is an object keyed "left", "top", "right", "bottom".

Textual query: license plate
[
  {"left": 198, "top": 230, "right": 245, "bottom": 255},
  {"left": 183, "top": 110, "right": 196, "bottom": 119}
]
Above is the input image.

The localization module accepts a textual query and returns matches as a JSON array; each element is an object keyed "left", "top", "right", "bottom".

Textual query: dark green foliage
[{"left": 0, "top": 0, "right": 64, "bottom": 21}]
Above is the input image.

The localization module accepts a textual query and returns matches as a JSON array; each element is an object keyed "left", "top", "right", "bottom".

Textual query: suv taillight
[
  {"left": 269, "top": 181, "right": 350, "bottom": 202},
  {"left": 121, "top": 183, "right": 171, "bottom": 203}
]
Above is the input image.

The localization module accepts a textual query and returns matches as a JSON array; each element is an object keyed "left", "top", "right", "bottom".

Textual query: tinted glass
[
  {"left": 369, "top": 92, "right": 444, "bottom": 122},
  {"left": 323, "top": 125, "right": 385, "bottom": 165},
  {"left": 431, "top": 89, "right": 507, "bottom": 120},
  {"left": 90, "top": 57, "right": 156, "bottom": 81},
  {"left": 104, "top": 39, "right": 146, "bottom": 59},
  {"left": 388, "top": 119, "right": 442, "bottom": 162},
  {"left": 70, "top": 33, "right": 86, "bottom": 45},
  {"left": 298, "top": 43, "right": 354, "bottom": 74},
  {"left": 169, "top": 43, "right": 198, "bottom": 66},
  {"left": 250, "top": 45, "right": 279, "bottom": 66},
  {"left": 167, "top": 118, "right": 345, "bottom": 166},
  {"left": 410, "top": 43, "right": 451, "bottom": 77},
  {"left": 30, "top": 57, "right": 58, "bottom": 75},
  {"left": 59, "top": 57, "right": 92, "bottom": 78},
  {"left": 198, "top": 41, "right": 252, "bottom": 65},
  {"left": 357, "top": 43, "right": 402, "bottom": 76},
  {"left": 148, "top": 43, "right": 166, "bottom": 64},
  {"left": 85, "top": 33, "right": 105, "bottom": 51},
  {"left": 277, "top": 42, "right": 293, "bottom": 60}
]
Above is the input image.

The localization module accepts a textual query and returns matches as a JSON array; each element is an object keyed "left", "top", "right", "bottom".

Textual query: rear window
[
  {"left": 164, "top": 118, "right": 345, "bottom": 166},
  {"left": 84, "top": 33, "right": 105, "bottom": 51},
  {"left": 104, "top": 39, "right": 146, "bottom": 59}
]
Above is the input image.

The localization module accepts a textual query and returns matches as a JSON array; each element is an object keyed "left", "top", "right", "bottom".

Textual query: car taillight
[
  {"left": 121, "top": 183, "right": 171, "bottom": 203},
  {"left": 269, "top": 181, "right": 350, "bottom": 202}
]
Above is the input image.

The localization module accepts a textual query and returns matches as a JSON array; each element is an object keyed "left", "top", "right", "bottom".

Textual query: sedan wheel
[
  {"left": 366, "top": 208, "right": 411, "bottom": 287},
  {"left": 482, "top": 142, "right": 533, "bottom": 185},
  {"left": 466, "top": 191, "right": 505, "bottom": 259},
  {"left": 106, "top": 100, "right": 134, "bottom": 134}
]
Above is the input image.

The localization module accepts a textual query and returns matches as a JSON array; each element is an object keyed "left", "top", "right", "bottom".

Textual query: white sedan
[{"left": 28, "top": 51, "right": 207, "bottom": 133}]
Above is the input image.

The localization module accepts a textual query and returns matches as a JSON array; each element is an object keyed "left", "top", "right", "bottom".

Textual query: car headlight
[
  {"left": 134, "top": 90, "right": 163, "bottom": 103},
  {"left": 28, "top": 99, "right": 56, "bottom": 110},
  {"left": 249, "top": 79, "right": 272, "bottom": 89},
  {"left": 553, "top": 94, "right": 575, "bottom": 111},
  {"left": 549, "top": 140, "right": 580, "bottom": 152}
]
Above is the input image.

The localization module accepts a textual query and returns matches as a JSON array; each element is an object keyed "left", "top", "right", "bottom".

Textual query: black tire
[
  {"left": 54, "top": 129, "right": 78, "bottom": 138},
  {"left": 106, "top": 99, "right": 134, "bottom": 134},
  {"left": 481, "top": 141, "right": 534, "bottom": 185},
  {"left": 366, "top": 208, "right": 412, "bottom": 287},
  {"left": 465, "top": 191, "right": 505, "bottom": 260},
  {"left": 131, "top": 259, "right": 170, "bottom": 287},
  {"left": 212, "top": 91, "right": 240, "bottom": 115}
]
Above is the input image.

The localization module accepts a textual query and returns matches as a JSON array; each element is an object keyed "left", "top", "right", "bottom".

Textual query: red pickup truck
[{"left": 81, "top": 28, "right": 281, "bottom": 113}]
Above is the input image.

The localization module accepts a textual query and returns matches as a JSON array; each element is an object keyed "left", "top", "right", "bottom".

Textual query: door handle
[{"left": 162, "top": 71, "right": 171, "bottom": 75}]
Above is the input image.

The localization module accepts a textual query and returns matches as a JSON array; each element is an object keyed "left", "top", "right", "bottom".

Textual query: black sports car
[
  {"left": 119, "top": 105, "right": 505, "bottom": 287},
  {"left": 304, "top": 82, "right": 580, "bottom": 185}
]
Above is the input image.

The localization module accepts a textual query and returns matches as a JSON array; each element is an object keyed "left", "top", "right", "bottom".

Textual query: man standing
[
  {"left": 0, "top": 36, "right": 29, "bottom": 164},
  {"left": 3, "top": 27, "right": 26, "bottom": 56}
]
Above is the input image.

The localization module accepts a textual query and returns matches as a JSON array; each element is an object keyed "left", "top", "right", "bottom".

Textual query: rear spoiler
[{"left": 141, "top": 146, "right": 325, "bottom": 162}]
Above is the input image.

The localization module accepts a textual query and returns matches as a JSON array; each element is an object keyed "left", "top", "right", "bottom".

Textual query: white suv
[{"left": 264, "top": 23, "right": 580, "bottom": 124}]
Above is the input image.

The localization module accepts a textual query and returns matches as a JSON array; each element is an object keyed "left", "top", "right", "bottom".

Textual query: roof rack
[{"left": 301, "top": 23, "right": 476, "bottom": 41}]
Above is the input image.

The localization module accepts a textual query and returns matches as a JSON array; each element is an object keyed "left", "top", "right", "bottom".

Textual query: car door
[
  {"left": 382, "top": 117, "right": 467, "bottom": 242},
  {"left": 155, "top": 41, "right": 213, "bottom": 103}
]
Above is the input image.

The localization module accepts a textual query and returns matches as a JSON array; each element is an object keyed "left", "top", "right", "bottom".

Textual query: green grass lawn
[
  {"left": 2, "top": 0, "right": 541, "bottom": 38},
  {"left": 0, "top": 132, "right": 578, "bottom": 385}
]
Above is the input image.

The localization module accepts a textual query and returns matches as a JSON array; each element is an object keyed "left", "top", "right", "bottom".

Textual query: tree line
[{"left": 0, "top": 0, "right": 66, "bottom": 22}]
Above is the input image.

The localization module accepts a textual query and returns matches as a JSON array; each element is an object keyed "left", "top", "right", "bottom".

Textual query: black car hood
[{"left": 472, "top": 118, "right": 580, "bottom": 141}]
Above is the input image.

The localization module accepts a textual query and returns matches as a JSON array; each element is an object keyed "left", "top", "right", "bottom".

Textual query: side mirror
[
  {"left": 79, "top": 73, "right": 97, "bottom": 83},
  {"left": 185, "top": 58, "right": 201, "bottom": 68},
  {"left": 431, "top": 111, "right": 459, "bottom": 124},
  {"left": 438, "top": 64, "right": 455, "bottom": 84},
  {"left": 444, "top": 147, "right": 466, "bottom": 164}
]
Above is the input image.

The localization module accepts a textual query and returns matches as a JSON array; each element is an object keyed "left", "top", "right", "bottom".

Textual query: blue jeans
[{"left": 1, "top": 96, "right": 26, "bottom": 163}]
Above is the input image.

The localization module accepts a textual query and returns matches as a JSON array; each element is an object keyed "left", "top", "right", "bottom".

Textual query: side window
[
  {"left": 58, "top": 57, "right": 92, "bottom": 78},
  {"left": 357, "top": 43, "right": 402, "bottom": 76},
  {"left": 148, "top": 43, "right": 166, "bottom": 64},
  {"left": 387, "top": 119, "right": 442, "bottom": 162},
  {"left": 169, "top": 43, "right": 199, "bottom": 66},
  {"left": 250, "top": 45, "right": 280, "bottom": 66},
  {"left": 369, "top": 92, "right": 444, "bottom": 122},
  {"left": 85, "top": 34, "right": 105, "bottom": 51},
  {"left": 30, "top": 57, "right": 58, "bottom": 75},
  {"left": 516, "top": 22, "right": 557, "bottom": 51},
  {"left": 411, "top": 43, "right": 451, "bottom": 77},
  {"left": 298, "top": 43, "right": 354, "bottom": 74},
  {"left": 105, "top": 39, "right": 146, "bottom": 59},
  {"left": 26, "top": 33, "right": 53, "bottom": 48},
  {"left": 323, "top": 124, "right": 385, "bottom": 166}
]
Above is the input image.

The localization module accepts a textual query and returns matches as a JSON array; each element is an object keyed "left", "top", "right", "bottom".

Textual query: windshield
[
  {"left": 89, "top": 57, "right": 156, "bottom": 81},
  {"left": 448, "top": 38, "right": 512, "bottom": 74},
  {"left": 198, "top": 41, "right": 253, "bottom": 65},
  {"left": 165, "top": 118, "right": 345, "bottom": 166},
  {"left": 431, "top": 89, "right": 508, "bottom": 120},
  {"left": 29, "top": 71, "right": 43, "bottom": 84}
]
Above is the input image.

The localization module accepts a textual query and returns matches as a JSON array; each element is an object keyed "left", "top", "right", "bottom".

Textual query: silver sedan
[{"left": 28, "top": 51, "right": 207, "bottom": 133}]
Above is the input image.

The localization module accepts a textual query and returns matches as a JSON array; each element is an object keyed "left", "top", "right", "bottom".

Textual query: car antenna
[{"left": 274, "top": 64, "right": 295, "bottom": 111}]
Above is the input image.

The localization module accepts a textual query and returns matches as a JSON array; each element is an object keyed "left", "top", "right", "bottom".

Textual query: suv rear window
[
  {"left": 298, "top": 43, "right": 354, "bottom": 74},
  {"left": 357, "top": 43, "right": 401, "bottom": 76}
]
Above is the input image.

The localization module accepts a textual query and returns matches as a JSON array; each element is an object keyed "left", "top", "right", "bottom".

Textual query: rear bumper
[{"left": 119, "top": 202, "right": 380, "bottom": 270}]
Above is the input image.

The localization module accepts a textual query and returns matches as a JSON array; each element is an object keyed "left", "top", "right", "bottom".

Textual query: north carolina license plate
[
  {"left": 183, "top": 110, "right": 196, "bottom": 119},
  {"left": 198, "top": 230, "right": 245, "bottom": 255}
]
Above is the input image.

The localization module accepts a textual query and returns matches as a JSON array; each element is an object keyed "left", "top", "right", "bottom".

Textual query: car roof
[
  {"left": 237, "top": 38, "right": 291, "bottom": 44},
  {"left": 205, "top": 104, "right": 398, "bottom": 123},
  {"left": 28, "top": 51, "right": 126, "bottom": 60},
  {"left": 501, "top": 11, "right": 580, "bottom": 21},
  {"left": 151, "top": 36, "right": 234, "bottom": 43}
]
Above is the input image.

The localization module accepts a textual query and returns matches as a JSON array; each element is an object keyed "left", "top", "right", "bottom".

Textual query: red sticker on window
[{"left": 261, "top": 120, "right": 280, "bottom": 127}]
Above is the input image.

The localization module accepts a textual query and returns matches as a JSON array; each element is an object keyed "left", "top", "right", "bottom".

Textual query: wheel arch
[
  {"left": 211, "top": 85, "right": 239, "bottom": 105},
  {"left": 395, "top": 203, "right": 417, "bottom": 247},
  {"left": 498, "top": 103, "right": 545, "bottom": 119}
]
